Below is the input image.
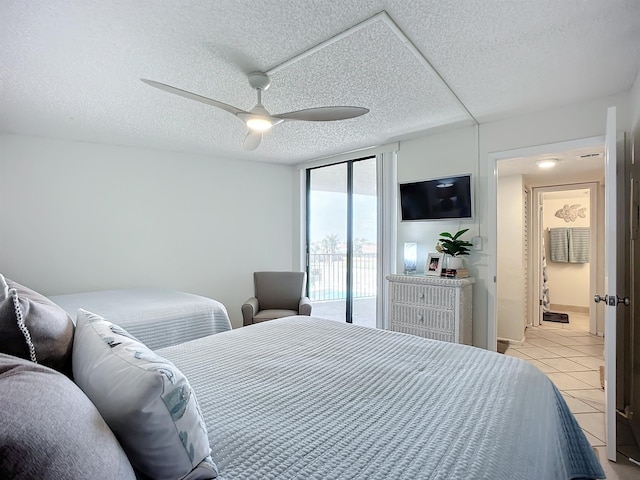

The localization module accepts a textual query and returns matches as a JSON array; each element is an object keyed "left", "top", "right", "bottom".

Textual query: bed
[
  {"left": 157, "top": 315, "right": 605, "bottom": 480},
  {"left": 49, "top": 287, "right": 231, "bottom": 350}
]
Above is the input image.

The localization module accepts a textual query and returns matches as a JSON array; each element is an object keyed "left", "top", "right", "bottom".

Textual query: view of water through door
[{"left": 306, "top": 157, "right": 377, "bottom": 327}]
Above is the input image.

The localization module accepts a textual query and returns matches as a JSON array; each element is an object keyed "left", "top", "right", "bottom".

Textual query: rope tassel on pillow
[{"left": 10, "top": 288, "right": 37, "bottom": 363}]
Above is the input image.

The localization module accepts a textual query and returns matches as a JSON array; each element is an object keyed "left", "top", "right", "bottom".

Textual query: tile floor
[{"left": 505, "top": 313, "right": 639, "bottom": 479}]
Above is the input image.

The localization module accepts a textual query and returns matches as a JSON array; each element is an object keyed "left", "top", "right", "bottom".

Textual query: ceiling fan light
[{"left": 246, "top": 117, "right": 273, "bottom": 131}]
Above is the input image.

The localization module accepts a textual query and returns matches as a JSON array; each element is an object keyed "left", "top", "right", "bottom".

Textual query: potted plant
[{"left": 436, "top": 228, "right": 473, "bottom": 269}]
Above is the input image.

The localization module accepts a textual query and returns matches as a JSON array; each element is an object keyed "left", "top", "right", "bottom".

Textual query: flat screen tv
[{"left": 399, "top": 174, "right": 473, "bottom": 221}]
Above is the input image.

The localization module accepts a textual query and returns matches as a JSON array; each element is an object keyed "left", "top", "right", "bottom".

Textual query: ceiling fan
[{"left": 141, "top": 72, "right": 369, "bottom": 151}]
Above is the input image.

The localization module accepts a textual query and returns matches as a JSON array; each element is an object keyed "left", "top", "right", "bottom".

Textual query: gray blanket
[
  {"left": 50, "top": 288, "right": 231, "bottom": 350},
  {"left": 159, "top": 316, "right": 604, "bottom": 480}
]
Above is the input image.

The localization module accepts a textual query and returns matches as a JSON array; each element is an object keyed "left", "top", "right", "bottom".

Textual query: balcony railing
[{"left": 308, "top": 253, "right": 377, "bottom": 301}]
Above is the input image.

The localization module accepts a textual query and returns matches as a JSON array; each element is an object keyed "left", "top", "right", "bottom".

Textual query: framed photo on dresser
[{"left": 425, "top": 253, "right": 443, "bottom": 276}]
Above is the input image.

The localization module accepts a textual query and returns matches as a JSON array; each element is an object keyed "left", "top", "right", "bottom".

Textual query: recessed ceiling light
[{"left": 536, "top": 159, "right": 558, "bottom": 169}]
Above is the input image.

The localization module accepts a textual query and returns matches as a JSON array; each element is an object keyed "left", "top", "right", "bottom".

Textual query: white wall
[
  {"left": 397, "top": 91, "right": 631, "bottom": 347},
  {"left": 4, "top": 91, "right": 634, "bottom": 343},
  {"left": 496, "top": 175, "right": 525, "bottom": 342},
  {"left": 542, "top": 192, "right": 591, "bottom": 309},
  {"left": 396, "top": 126, "right": 479, "bottom": 275},
  {"left": 0, "top": 134, "right": 295, "bottom": 328}
]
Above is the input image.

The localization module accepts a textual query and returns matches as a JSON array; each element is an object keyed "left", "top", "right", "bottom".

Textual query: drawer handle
[
  {"left": 417, "top": 313, "right": 424, "bottom": 322},
  {"left": 419, "top": 293, "right": 425, "bottom": 299}
]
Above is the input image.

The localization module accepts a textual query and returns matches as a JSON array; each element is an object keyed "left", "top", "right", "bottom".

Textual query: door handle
[
  {"left": 594, "top": 294, "right": 608, "bottom": 304},
  {"left": 594, "top": 294, "right": 630, "bottom": 306},
  {"left": 617, "top": 296, "right": 630, "bottom": 306}
]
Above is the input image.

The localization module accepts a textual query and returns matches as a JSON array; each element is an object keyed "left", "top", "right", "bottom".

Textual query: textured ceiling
[{"left": 1, "top": 1, "right": 639, "bottom": 165}]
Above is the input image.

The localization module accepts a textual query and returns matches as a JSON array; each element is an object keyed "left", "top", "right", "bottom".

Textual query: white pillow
[{"left": 72, "top": 309, "right": 217, "bottom": 480}]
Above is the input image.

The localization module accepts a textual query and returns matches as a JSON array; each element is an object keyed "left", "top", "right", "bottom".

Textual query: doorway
[
  {"left": 531, "top": 184, "right": 599, "bottom": 336},
  {"left": 305, "top": 156, "right": 378, "bottom": 326},
  {"left": 494, "top": 143, "right": 605, "bottom": 344},
  {"left": 493, "top": 139, "right": 613, "bottom": 457},
  {"left": 489, "top": 115, "right": 639, "bottom": 467}
]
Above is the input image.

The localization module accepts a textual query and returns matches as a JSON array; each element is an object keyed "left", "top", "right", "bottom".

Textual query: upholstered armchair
[{"left": 242, "top": 271, "right": 312, "bottom": 326}]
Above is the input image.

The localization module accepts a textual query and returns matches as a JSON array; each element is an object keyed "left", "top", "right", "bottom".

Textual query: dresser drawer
[
  {"left": 390, "top": 283, "right": 454, "bottom": 309},
  {"left": 389, "top": 304, "right": 455, "bottom": 342}
]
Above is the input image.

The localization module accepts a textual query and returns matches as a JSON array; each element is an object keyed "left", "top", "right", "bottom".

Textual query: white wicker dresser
[{"left": 386, "top": 274, "right": 474, "bottom": 344}]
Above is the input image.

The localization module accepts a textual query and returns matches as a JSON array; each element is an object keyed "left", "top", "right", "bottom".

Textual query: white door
[
  {"left": 601, "top": 106, "right": 619, "bottom": 461},
  {"left": 537, "top": 199, "right": 544, "bottom": 327}
]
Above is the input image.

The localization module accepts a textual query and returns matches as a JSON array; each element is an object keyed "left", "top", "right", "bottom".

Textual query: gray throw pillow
[
  {"left": 0, "top": 274, "right": 74, "bottom": 376},
  {"left": 73, "top": 309, "right": 217, "bottom": 480},
  {"left": 0, "top": 353, "right": 136, "bottom": 480}
]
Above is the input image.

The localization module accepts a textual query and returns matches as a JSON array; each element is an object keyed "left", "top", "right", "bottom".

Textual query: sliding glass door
[{"left": 306, "top": 157, "right": 377, "bottom": 327}]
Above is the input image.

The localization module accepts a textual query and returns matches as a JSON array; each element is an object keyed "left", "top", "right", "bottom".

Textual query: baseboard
[
  {"left": 549, "top": 304, "right": 589, "bottom": 314},
  {"left": 498, "top": 335, "right": 525, "bottom": 346}
]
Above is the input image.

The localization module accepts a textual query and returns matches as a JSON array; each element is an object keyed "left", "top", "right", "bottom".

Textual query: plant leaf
[{"left": 452, "top": 228, "right": 469, "bottom": 240}]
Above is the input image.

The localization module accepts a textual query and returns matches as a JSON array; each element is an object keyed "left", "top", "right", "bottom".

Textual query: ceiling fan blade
[
  {"left": 275, "top": 106, "right": 369, "bottom": 122},
  {"left": 141, "top": 79, "right": 247, "bottom": 116},
  {"left": 243, "top": 131, "right": 262, "bottom": 151}
]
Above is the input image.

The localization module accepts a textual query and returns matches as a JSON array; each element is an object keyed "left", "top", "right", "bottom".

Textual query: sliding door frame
[
  {"left": 298, "top": 143, "right": 398, "bottom": 328},
  {"left": 305, "top": 157, "right": 371, "bottom": 324}
]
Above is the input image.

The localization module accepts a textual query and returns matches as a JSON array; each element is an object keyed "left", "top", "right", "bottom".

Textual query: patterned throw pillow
[
  {"left": 0, "top": 274, "right": 74, "bottom": 376},
  {"left": 72, "top": 309, "right": 217, "bottom": 480}
]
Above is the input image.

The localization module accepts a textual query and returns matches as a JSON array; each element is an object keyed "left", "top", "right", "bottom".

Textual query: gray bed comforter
[
  {"left": 159, "top": 316, "right": 604, "bottom": 480},
  {"left": 49, "top": 288, "right": 231, "bottom": 350}
]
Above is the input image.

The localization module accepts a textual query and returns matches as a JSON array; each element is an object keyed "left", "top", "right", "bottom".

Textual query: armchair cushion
[
  {"left": 254, "top": 309, "right": 299, "bottom": 323},
  {"left": 254, "top": 271, "right": 306, "bottom": 311}
]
